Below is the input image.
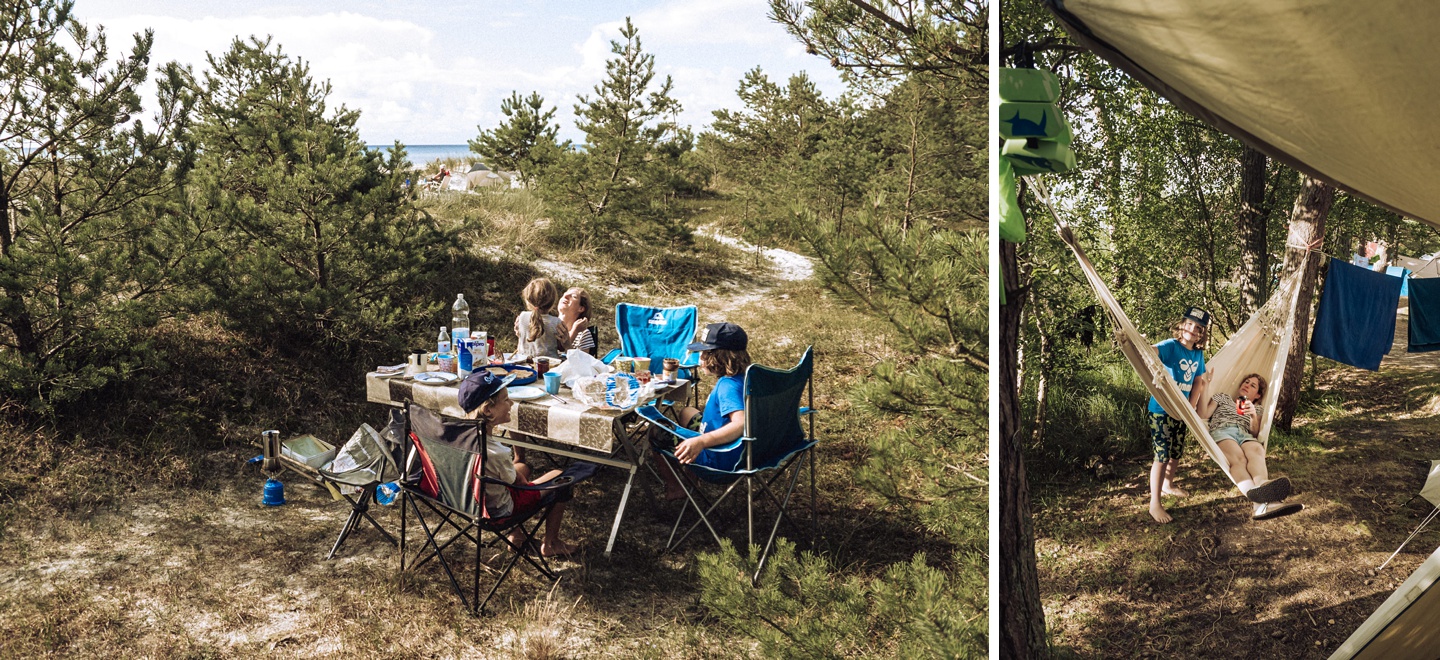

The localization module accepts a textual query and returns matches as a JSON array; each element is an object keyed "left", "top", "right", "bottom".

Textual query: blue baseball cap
[
  {"left": 687, "top": 322, "right": 748, "bottom": 352},
  {"left": 458, "top": 370, "right": 516, "bottom": 413}
]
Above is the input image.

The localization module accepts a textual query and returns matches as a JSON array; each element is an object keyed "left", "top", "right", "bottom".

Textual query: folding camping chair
[
  {"left": 604, "top": 303, "right": 702, "bottom": 406},
  {"left": 398, "top": 404, "right": 596, "bottom": 615},
  {"left": 316, "top": 416, "right": 404, "bottom": 559},
  {"left": 637, "top": 346, "right": 816, "bottom": 584}
]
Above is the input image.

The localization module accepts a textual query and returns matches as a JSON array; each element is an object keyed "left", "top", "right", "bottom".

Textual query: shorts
[
  {"left": 1212, "top": 426, "right": 1258, "bottom": 446},
  {"left": 1149, "top": 412, "right": 1185, "bottom": 462}
]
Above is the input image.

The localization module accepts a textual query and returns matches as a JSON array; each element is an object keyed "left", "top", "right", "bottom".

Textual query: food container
[{"left": 632, "top": 357, "right": 651, "bottom": 373}]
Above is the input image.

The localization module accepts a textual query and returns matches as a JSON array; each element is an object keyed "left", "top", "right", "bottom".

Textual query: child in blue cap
[{"left": 653, "top": 322, "right": 752, "bottom": 500}]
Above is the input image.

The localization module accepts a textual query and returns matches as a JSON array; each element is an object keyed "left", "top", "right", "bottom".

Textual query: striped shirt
[
  {"left": 1208, "top": 393, "right": 1258, "bottom": 433},
  {"left": 572, "top": 325, "right": 598, "bottom": 356}
]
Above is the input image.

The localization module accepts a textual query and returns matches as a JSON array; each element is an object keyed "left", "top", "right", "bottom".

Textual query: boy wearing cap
[
  {"left": 655, "top": 322, "right": 752, "bottom": 500},
  {"left": 1147, "top": 306, "right": 1211, "bottom": 524},
  {"left": 459, "top": 371, "right": 579, "bottom": 557}
]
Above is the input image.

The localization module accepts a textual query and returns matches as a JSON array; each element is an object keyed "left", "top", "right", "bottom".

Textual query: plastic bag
[
  {"left": 570, "top": 373, "right": 642, "bottom": 409},
  {"left": 557, "top": 348, "right": 611, "bottom": 387}
]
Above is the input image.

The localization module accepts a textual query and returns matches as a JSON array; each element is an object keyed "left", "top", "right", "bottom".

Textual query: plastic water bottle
[
  {"left": 451, "top": 294, "right": 470, "bottom": 342},
  {"left": 376, "top": 481, "right": 399, "bottom": 506},
  {"left": 437, "top": 326, "right": 450, "bottom": 354}
]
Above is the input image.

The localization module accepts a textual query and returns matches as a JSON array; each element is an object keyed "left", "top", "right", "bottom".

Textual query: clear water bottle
[
  {"left": 452, "top": 294, "right": 470, "bottom": 342},
  {"left": 437, "top": 326, "right": 450, "bottom": 354},
  {"left": 376, "top": 481, "right": 399, "bottom": 506}
]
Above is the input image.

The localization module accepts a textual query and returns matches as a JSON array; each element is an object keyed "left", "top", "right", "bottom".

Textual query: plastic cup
[{"left": 544, "top": 371, "right": 561, "bottom": 395}]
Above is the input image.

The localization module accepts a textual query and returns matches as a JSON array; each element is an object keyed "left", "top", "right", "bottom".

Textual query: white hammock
[{"left": 1029, "top": 177, "right": 1311, "bottom": 488}]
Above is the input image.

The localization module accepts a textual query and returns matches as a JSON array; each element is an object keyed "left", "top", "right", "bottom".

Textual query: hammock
[{"left": 1029, "top": 177, "right": 1311, "bottom": 488}]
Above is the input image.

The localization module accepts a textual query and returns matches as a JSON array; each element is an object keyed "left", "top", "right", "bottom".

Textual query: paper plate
[
  {"left": 507, "top": 385, "right": 546, "bottom": 400},
  {"left": 412, "top": 371, "right": 459, "bottom": 385}
]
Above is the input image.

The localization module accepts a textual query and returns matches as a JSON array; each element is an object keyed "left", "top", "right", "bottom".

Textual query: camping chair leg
[
  {"left": 809, "top": 449, "right": 817, "bottom": 548},
  {"left": 400, "top": 491, "right": 409, "bottom": 571},
  {"left": 406, "top": 493, "right": 474, "bottom": 613},
  {"left": 753, "top": 452, "right": 808, "bottom": 584},
  {"left": 659, "top": 454, "right": 732, "bottom": 552},
  {"left": 604, "top": 464, "right": 638, "bottom": 556},
  {"left": 328, "top": 509, "right": 360, "bottom": 560}
]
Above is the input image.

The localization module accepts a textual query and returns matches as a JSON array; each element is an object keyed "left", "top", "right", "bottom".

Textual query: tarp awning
[{"left": 1043, "top": 0, "right": 1440, "bottom": 229}]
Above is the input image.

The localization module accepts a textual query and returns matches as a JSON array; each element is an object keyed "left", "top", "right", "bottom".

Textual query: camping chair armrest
[
  {"left": 797, "top": 407, "right": 815, "bottom": 416},
  {"left": 678, "top": 352, "right": 700, "bottom": 368},
  {"left": 601, "top": 348, "right": 621, "bottom": 364},
  {"left": 637, "top": 404, "right": 700, "bottom": 442},
  {"left": 478, "top": 475, "right": 576, "bottom": 492}
]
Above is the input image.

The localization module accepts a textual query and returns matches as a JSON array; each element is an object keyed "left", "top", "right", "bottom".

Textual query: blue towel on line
[
  {"left": 1310, "top": 258, "right": 1402, "bottom": 371},
  {"left": 1408, "top": 277, "right": 1440, "bottom": 353}
]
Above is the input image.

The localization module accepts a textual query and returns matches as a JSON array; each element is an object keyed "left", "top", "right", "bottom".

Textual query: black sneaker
[
  {"left": 1245, "top": 477, "right": 1292, "bottom": 503},
  {"left": 1252, "top": 501, "right": 1304, "bottom": 521}
]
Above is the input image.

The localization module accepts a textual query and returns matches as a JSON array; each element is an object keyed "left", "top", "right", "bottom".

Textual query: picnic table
[{"left": 365, "top": 371, "right": 690, "bottom": 555}]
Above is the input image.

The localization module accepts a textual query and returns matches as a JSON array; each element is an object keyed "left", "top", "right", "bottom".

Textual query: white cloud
[{"left": 75, "top": 2, "right": 843, "bottom": 145}]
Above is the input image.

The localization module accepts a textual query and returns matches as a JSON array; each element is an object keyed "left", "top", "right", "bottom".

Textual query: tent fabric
[
  {"left": 1332, "top": 542, "right": 1440, "bottom": 659},
  {"left": 1310, "top": 259, "right": 1402, "bottom": 370},
  {"left": 1032, "top": 178, "right": 1307, "bottom": 487},
  {"left": 1042, "top": 0, "right": 1440, "bottom": 230},
  {"left": 1396, "top": 255, "right": 1440, "bottom": 280},
  {"left": 1407, "top": 277, "right": 1440, "bottom": 353}
]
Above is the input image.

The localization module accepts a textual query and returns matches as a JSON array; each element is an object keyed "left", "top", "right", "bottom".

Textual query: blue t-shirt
[
  {"left": 1147, "top": 338, "right": 1206, "bottom": 416},
  {"left": 693, "top": 375, "right": 746, "bottom": 471}
]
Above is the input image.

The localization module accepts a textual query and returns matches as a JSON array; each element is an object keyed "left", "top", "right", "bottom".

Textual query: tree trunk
[
  {"left": 1000, "top": 238, "right": 1049, "bottom": 658},
  {"left": 1273, "top": 175, "right": 1334, "bottom": 430},
  {"left": 1029, "top": 289, "right": 1051, "bottom": 446},
  {"left": 1237, "top": 145, "right": 1269, "bottom": 314}
]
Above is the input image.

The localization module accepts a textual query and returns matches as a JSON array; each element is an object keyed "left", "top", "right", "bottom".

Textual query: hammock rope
[{"left": 1027, "top": 176, "right": 1313, "bottom": 488}]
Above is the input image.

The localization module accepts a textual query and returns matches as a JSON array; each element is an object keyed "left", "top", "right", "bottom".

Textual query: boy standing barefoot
[{"left": 1147, "top": 307, "right": 1210, "bottom": 523}]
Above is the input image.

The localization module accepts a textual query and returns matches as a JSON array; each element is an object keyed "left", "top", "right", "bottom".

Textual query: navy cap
[
  {"left": 458, "top": 370, "right": 516, "bottom": 413},
  {"left": 687, "top": 322, "right": 748, "bottom": 352},
  {"left": 1183, "top": 306, "right": 1211, "bottom": 328}
]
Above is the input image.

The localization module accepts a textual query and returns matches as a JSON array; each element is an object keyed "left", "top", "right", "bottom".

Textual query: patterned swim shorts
[{"left": 1149, "top": 412, "right": 1185, "bottom": 462}]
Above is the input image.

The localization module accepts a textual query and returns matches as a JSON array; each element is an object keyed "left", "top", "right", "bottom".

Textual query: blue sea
[{"left": 366, "top": 144, "right": 477, "bottom": 166}]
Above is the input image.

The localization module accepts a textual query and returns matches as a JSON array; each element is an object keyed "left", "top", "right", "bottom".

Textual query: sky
[{"left": 71, "top": 0, "right": 847, "bottom": 145}]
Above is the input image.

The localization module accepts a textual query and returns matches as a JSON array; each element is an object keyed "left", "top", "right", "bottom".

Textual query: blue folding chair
[
  {"left": 637, "top": 347, "right": 816, "bottom": 583},
  {"left": 604, "top": 303, "right": 702, "bottom": 404}
]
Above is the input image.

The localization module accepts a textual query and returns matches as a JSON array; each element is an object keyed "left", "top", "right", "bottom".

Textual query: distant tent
[
  {"left": 468, "top": 162, "right": 489, "bottom": 173},
  {"left": 1396, "top": 255, "right": 1440, "bottom": 280}
]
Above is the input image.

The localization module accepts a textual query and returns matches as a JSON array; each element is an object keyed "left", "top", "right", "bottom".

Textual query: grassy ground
[
  {"left": 0, "top": 190, "right": 909, "bottom": 657},
  {"left": 1035, "top": 311, "right": 1440, "bottom": 658}
]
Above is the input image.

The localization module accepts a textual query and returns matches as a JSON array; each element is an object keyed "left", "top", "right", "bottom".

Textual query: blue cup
[{"left": 544, "top": 371, "right": 561, "bottom": 395}]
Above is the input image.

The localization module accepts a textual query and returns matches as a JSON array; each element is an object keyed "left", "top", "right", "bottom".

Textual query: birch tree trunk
[{"left": 1274, "top": 175, "right": 1334, "bottom": 430}]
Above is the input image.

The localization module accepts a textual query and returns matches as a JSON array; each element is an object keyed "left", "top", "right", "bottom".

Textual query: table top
[{"left": 365, "top": 371, "right": 689, "bottom": 454}]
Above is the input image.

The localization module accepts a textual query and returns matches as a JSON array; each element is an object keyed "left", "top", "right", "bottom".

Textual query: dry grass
[
  {"left": 0, "top": 195, "right": 910, "bottom": 657},
  {"left": 1034, "top": 358, "right": 1440, "bottom": 658}
]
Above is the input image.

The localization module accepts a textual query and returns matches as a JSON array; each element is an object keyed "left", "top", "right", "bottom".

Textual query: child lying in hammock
[{"left": 1195, "top": 372, "right": 1300, "bottom": 520}]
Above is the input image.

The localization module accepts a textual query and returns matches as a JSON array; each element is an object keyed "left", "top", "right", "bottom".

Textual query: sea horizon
[{"left": 365, "top": 144, "right": 477, "bottom": 166}]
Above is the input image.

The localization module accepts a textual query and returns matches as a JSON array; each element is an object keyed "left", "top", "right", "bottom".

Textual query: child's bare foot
[
  {"left": 1149, "top": 503, "right": 1173, "bottom": 524},
  {"left": 508, "top": 530, "right": 530, "bottom": 548},
  {"left": 1162, "top": 485, "right": 1189, "bottom": 498},
  {"left": 541, "top": 539, "right": 577, "bottom": 558}
]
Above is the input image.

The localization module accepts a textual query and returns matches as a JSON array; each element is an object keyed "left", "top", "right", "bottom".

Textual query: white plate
[
  {"left": 508, "top": 386, "right": 547, "bottom": 400},
  {"left": 412, "top": 371, "right": 459, "bottom": 385}
]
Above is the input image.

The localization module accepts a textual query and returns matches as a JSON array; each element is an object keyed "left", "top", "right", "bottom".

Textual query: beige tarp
[
  {"left": 1045, "top": 0, "right": 1440, "bottom": 229},
  {"left": 1395, "top": 255, "right": 1440, "bottom": 280},
  {"left": 1332, "top": 542, "right": 1440, "bottom": 659}
]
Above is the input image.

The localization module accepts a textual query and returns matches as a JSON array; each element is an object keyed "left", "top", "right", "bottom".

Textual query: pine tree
[
  {"left": 538, "top": 18, "right": 689, "bottom": 246},
  {"left": 188, "top": 37, "right": 453, "bottom": 350},
  {"left": 468, "top": 91, "right": 564, "bottom": 186},
  {"left": 0, "top": 0, "right": 194, "bottom": 407},
  {"left": 696, "top": 3, "right": 988, "bottom": 655}
]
